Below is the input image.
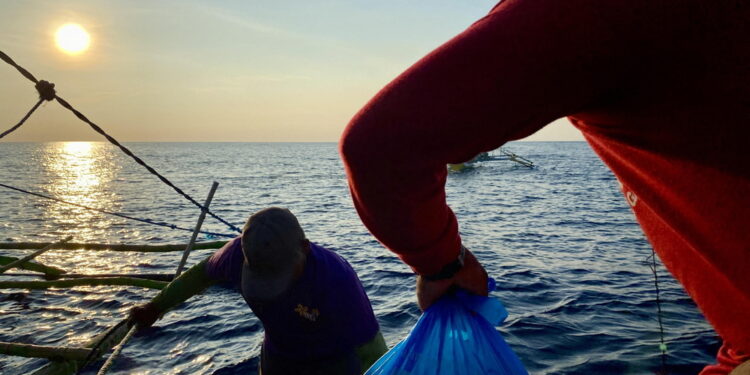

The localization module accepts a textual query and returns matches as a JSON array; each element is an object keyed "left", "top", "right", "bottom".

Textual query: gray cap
[{"left": 240, "top": 207, "right": 307, "bottom": 300}]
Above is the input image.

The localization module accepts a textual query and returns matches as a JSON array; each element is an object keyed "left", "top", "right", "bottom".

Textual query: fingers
[
  {"left": 416, "top": 276, "right": 452, "bottom": 311},
  {"left": 129, "top": 303, "right": 160, "bottom": 329},
  {"left": 416, "top": 248, "right": 489, "bottom": 311},
  {"left": 455, "top": 249, "right": 489, "bottom": 297}
]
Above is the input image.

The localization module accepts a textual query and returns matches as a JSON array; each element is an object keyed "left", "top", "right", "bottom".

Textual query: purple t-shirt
[{"left": 206, "top": 238, "right": 380, "bottom": 360}]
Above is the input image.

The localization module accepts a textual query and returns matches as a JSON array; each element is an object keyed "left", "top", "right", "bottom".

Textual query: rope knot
[{"left": 35, "top": 80, "right": 56, "bottom": 101}]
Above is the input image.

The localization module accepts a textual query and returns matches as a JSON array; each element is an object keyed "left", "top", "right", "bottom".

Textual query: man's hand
[
  {"left": 416, "top": 247, "right": 488, "bottom": 310},
  {"left": 129, "top": 302, "right": 160, "bottom": 329}
]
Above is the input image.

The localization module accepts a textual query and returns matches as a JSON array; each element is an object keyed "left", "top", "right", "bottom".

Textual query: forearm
[
  {"left": 341, "top": 0, "right": 630, "bottom": 274},
  {"left": 150, "top": 257, "right": 217, "bottom": 314}
]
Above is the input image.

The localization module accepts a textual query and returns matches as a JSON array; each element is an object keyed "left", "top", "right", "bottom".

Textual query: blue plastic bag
[{"left": 366, "top": 279, "right": 527, "bottom": 375}]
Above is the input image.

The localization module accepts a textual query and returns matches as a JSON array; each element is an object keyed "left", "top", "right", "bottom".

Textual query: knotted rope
[
  {"left": 0, "top": 49, "right": 242, "bottom": 233},
  {"left": 35, "top": 80, "right": 56, "bottom": 101},
  {"left": 0, "top": 77, "right": 56, "bottom": 140}
]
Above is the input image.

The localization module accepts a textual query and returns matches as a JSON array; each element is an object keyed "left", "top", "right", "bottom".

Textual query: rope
[
  {"left": 35, "top": 80, "right": 56, "bottom": 101},
  {"left": 0, "top": 49, "right": 242, "bottom": 234},
  {"left": 53, "top": 96, "right": 242, "bottom": 233},
  {"left": 0, "top": 182, "right": 234, "bottom": 238},
  {"left": 76, "top": 320, "right": 129, "bottom": 375},
  {"left": 0, "top": 77, "right": 56, "bottom": 140},
  {"left": 1, "top": 49, "right": 240, "bottom": 375},
  {"left": 0, "top": 99, "right": 43, "bottom": 140},
  {"left": 0, "top": 50, "right": 41, "bottom": 84},
  {"left": 95, "top": 325, "right": 137, "bottom": 375},
  {"left": 646, "top": 249, "right": 668, "bottom": 373}
]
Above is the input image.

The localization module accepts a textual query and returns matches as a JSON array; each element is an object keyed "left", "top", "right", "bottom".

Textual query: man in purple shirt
[{"left": 131, "top": 207, "right": 386, "bottom": 374}]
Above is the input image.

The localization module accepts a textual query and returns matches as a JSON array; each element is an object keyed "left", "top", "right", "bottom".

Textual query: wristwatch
[{"left": 422, "top": 245, "right": 466, "bottom": 281}]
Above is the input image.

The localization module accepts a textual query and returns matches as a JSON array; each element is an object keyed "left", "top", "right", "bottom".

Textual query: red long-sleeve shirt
[{"left": 340, "top": 0, "right": 749, "bottom": 371}]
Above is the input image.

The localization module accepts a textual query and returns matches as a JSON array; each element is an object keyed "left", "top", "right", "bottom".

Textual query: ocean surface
[{"left": 0, "top": 142, "right": 718, "bottom": 375}]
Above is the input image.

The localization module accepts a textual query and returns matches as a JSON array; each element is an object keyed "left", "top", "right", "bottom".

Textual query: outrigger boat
[{"left": 448, "top": 148, "right": 533, "bottom": 172}]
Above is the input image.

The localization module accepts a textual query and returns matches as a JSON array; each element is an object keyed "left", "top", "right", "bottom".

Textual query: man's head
[{"left": 241, "top": 207, "right": 309, "bottom": 301}]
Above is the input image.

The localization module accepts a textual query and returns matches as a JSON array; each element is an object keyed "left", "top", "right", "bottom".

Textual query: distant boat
[{"left": 447, "top": 148, "right": 533, "bottom": 172}]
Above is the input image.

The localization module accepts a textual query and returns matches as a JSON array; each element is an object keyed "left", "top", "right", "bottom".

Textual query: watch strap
[{"left": 422, "top": 245, "right": 466, "bottom": 281}]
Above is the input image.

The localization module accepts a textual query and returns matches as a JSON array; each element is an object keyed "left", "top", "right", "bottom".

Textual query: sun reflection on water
[
  {"left": 43, "top": 142, "right": 114, "bottom": 228},
  {"left": 39, "top": 142, "right": 133, "bottom": 273}
]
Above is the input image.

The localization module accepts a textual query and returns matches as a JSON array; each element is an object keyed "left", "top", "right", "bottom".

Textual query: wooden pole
[
  {"left": 175, "top": 181, "right": 219, "bottom": 277},
  {"left": 0, "top": 277, "right": 167, "bottom": 290},
  {"left": 0, "top": 240, "right": 227, "bottom": 252},
  {"left": 0, "top": 342, "right": 92, "bottom": 361},
  {"left": 0, "top": 236, "right": 72, "bottom": 275}
]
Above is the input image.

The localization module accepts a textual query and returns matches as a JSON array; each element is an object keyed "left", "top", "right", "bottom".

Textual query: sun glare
[
  {"left": 55, "top": 23, "right": 91, "bottom": 55},
  {"left": 63, "top": 141, "right": 93, "bottom": 156}
]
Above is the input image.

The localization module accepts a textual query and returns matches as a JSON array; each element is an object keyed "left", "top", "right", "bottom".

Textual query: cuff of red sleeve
[
  {"left": 397, "top": 236, "right": 462, "bottom": 276},
  {"left": 700, "top": 341, "right": 750, "bottom": 375}
]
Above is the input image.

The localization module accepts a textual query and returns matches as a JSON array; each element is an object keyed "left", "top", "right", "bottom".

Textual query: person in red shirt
[{"left": 339, "top": 0, "right": 749, "bottom": 373}]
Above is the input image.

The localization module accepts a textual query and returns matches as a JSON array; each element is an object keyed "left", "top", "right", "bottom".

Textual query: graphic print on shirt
[{"left": 295, "top": 303, "right": 320, "bottom": 322}]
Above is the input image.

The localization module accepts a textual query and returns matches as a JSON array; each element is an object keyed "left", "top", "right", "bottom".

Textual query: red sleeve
[{"left": 340, "top": 0, "right": 638, "bottom": 274}]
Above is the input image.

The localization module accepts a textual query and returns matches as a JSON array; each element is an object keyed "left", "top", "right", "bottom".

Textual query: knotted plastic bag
[{"left": 366, "top": 279, "right": 527, "bottom": 375}]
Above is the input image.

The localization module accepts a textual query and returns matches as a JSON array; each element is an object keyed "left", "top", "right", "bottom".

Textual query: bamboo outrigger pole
[
  {"left": 0, "top": 236, "right": 72, "bottom": 275},
  {"left": 0, "top": 342, "right": 93, "bottom": 361},
  {"left": 0, "top": 255, "right": 66, "bottom": 277},
  {"left": 0, "top": 277, "right": 167, "bottom": 290},
  {"left": 94, "top": 182, "right": 220, "bottom": 375},
  {"left": 3, "top": 272, "right": 174, "bottom": 282},
  {"left": 0, "top": 240, "right": 227, "bottom": 252},
  {"left": 29, "top": 319, "right": 136, "bottom": 375},
  {"left": 499, "top": 148, "right": 534, "bottom": 168},
  {"left": 175, "top": 181, "right": 219, "bottom": 277},
  {"left": 24, "top": 255, "right": 213, "bottom": 374}
]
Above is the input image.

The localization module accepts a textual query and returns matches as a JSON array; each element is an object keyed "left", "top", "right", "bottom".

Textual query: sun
[{"left": 55, "top": 23, "right": 91, "bottom": 55}]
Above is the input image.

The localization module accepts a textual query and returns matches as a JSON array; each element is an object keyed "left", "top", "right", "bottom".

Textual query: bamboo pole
[
  {"left": 3, "top": 272, "right": 174, "bottom": 282},
  {"left": 57, "top": 273, "right": 173, "bottom": 281},
  {"left": 30, "top": 320, "right": 134, "bottom": 375},
  {"left": 175, "top": 181, "right": 219, "bottom": 277},
  {"left": 0, "top": 256, "right": 66, "bottom": 276},
  {"left": 0, "top": 342, "right": 92, "bottom": 361},
  {"left": 28, "top": 259, "right": 208, "bottom": 375},
  {"left": 0, "top": 236, "right": 72, "bottom": 275},
  {"left": 0, "top": 240, "right": 228, "bottom": 252},
  {"left": 499, "top": 148, "right": 534, "bottom": 167},
  {"left": 0, "top": 277, "right": 167, "bottom": 290}
]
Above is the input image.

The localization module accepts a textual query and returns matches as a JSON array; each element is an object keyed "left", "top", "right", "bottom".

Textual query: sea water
[{"left": 0, "top": 142, "right": 718, "bottom": 374}]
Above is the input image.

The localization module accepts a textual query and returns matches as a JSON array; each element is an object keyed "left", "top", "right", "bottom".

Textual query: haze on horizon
[{"left": 0, "top": 1, "right": 583, "bottom": 143}]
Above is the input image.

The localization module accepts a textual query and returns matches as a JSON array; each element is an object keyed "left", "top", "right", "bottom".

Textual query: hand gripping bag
[{"left": 366, "top": 279, "right": 527, "bottom": 375}]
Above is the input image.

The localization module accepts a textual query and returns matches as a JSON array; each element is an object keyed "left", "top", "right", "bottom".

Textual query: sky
[{"left": 0, "top": 0, "right": 584, "bottom": 142}]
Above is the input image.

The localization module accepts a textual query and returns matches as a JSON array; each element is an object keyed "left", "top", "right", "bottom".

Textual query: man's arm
[
  {"left": 340, "top": 0, "right": 637, "bottom": 308},
  {"left": 131, "top": 257, "right": 217, "bottom": 327}
]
